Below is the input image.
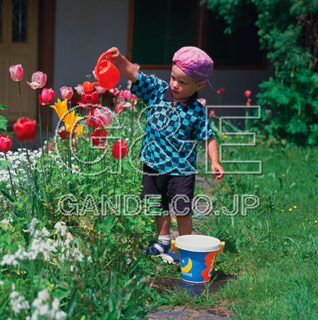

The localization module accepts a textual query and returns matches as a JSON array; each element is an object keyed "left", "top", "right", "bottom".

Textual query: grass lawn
[{"left": 153, "top": 142, "right": 318, "bottom": 319}]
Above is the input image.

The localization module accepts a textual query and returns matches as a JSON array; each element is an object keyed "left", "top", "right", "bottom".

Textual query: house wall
[{"left": 52, "top": 0, "right": 274, "bottom": 131}]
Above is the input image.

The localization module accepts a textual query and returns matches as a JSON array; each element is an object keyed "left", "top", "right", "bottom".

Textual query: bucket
[{"left": 175, "top": 235, "right": 225, "bottom": 283}]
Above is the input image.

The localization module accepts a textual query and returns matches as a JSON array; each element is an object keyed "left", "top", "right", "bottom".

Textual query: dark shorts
[{"left": 140, "top": 164, "right": 195, "bottom": 216}]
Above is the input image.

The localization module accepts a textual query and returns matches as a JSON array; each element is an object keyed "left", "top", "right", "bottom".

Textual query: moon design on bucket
[{"left": 181, "top": 257, "right": 192, "bottom": 273}]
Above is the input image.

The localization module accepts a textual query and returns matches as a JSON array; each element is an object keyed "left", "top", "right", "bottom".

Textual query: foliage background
[{"left": 203, "top": 0, "right": 318, "bottom": 146}]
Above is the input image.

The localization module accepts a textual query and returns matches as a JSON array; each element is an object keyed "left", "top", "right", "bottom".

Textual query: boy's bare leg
[
  {"left": 176, "top": 215, "right": 192, "bottom": 236},
  {"left": 156, "top": 216, "right": 171, "bottom": 236}
]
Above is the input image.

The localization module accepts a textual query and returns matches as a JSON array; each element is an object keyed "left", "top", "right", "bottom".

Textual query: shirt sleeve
[
  {"left": 130, "top": 71, "right": 168, "bottom": 106},
  {"left": 193, "top": 108, "right": 215, "bottom": 141}
]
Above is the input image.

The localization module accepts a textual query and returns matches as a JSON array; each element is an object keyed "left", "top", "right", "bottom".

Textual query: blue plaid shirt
[{"left": 131, "top": 71, "right": 214, "bottom": 176}]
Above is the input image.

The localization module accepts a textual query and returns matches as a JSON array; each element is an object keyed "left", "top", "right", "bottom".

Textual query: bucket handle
[{"left": 215, "top": 241, "right": 225, "bottom": 254}]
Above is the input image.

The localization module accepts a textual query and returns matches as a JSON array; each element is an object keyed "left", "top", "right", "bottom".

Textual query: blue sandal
[
  {"left": 161, "top": 248, "right": 180, "bottom": 264},
  {"left": 144, "top": 241, "right": 170, "bottom": 256}
]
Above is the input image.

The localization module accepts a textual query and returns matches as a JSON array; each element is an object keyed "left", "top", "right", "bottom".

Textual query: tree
[{"left": 203, "top": 0, "right": 318, "bottom": 145}]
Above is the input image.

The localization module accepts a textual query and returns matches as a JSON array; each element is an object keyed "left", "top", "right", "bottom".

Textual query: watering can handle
[{"left": 96, "top": 52, "right": 112, "bottom": 68}]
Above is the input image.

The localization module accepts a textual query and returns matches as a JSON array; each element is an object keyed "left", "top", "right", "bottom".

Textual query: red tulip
[
  {"left": 60, "top": 86, "right": 73, "bottom": 100},
  {"left": 58, "top": 129, "right": 69, "bottom": 140},
  {"left": 0, "top": 134, "right": 12, "bottom": 152},
  {"left": 9, "top": 64, "right": 23, "bottom": 81},
  {"left": 209, "top": 110, "right": 215, "bottom": 118},
  {"left": 90, "top": 128, "right": 107, "bottom": 148},
  {"left": 13, "top": 118, "right": 37, "bottom": 142},
  {"left": 39, "top": 88, "right": 55, "bottom": 105},
  {"left": 26, "top": 71, "right": 47, "bottom": 89},
  {"left": 78, "top": 91, "right": 100, "bottom": 109},
  {"left": 246, "top": 98, "right": 252, "bottom": 107},
  {"left": 112, "top": 140, "right": 127, "bottom": 159},
  {"left": 244, "top": 90, "right": 251, "bottom": 97},
  {"left": 217, "top": 88, "right": 225, "bottom": 95}
]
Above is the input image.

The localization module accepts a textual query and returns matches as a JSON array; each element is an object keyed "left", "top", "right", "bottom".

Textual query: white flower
[
  {"left": 9, "top": 290, "right": 30, "bottom": 314},
  {"left": 42, "top": 227, "right": 50, "bottom": 237},
  {"left": 28, "top": 218, "right": 39, "bottom": 237},
  {"left": 54, "top": 221, "right": 67, "bottom": 236},
  {"left": 0, "top": 219, "right": 10, "bottom": 229}
]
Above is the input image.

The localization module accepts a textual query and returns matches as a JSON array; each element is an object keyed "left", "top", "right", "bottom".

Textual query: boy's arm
[
  {"left": 203, "top": 136, "right": 224, "bottom": 180},
  {"left": 106, "top": 47, "right": 138, "bottom": 83}
]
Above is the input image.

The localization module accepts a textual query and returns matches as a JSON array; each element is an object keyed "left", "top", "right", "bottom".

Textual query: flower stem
[
  {"left": 38, "top": 101, "right": 44, "bottom": 158},
  {"left": 46, "top": 107, "right": 49, "bottom": 154},
  {"left": 4, "top": 153, "right": 17, "bottom": 201},
  {"left": 18, "top": 82, "right": 22, "bottom": 118}
]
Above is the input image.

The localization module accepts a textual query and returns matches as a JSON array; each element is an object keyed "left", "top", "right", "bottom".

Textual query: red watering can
[{"left": 83, "top": 52, "right": 121, "bottom": 93}]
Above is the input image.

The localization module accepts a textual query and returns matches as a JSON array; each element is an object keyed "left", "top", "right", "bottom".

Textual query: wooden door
[{"left": 0, "top": 0, "right": 38, "bottom": 125}]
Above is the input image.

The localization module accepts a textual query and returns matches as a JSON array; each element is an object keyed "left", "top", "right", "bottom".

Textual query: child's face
[{"left": 170, "top": 64, "right": 205, "bottom": 102}]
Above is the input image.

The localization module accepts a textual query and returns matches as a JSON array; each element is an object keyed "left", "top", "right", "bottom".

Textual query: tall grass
[{"left": 193, "top": 143, "right": 318, "bottom": 319}]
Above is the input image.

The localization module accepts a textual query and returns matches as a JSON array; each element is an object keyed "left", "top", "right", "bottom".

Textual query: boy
[{"left": 107, "top": 46, "right": 224, "bottom": 263}]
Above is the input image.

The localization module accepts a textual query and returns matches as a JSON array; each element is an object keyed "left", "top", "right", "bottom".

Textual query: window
[{"left": 127, "top": 0, "right": 265, "bottom": 69}]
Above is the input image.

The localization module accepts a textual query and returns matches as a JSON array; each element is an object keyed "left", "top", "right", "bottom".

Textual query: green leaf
[
  {"left": 67, "top": 289, "right": 77, "bottom": 318},
  {"left": 0, "top": 160, "right": 10, "bottom": 169},
  {"left": 0, "top": 189, "right": 14, "bottom": 202},
  {"left": 0, "top": 102, "right": 7, "bottom": 110},
  {"left": 0, "top": 115, "right": 8, "bottom": 131}
]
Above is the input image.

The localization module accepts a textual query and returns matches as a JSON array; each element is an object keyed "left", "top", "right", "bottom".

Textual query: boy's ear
[{"left": 197, "top": 81, "right": 207, "bottom": 91}]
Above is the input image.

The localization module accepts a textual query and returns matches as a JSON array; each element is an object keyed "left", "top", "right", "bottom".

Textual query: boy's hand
[
  {"left": 211, "top": 163, "right": 224, "bottom": 180},
  {"left": 106, "top": 47, "right": 121, "bottom": 61}
]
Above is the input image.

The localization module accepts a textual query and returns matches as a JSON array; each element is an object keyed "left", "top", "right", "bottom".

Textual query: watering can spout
[{"left": 82, "top": 52, "right": 121, "bottom": 93}]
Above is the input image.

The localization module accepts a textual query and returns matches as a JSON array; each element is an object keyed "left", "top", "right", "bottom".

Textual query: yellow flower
[
  {"left": 50, "top": 99, "right": 83, "bottom": 133},
  {"left": 172, "top": 218, "right": 176, "bottom": 222},
  {"left": 250, "top": 287, "right": 252, "bottom": 290},
  {"left": 89, "top": 227, "right": 93, "bottom": 231},
  {"left": 289, "top": 208, "right": 292, "bottom": 211},
  {"left": 150, "top": 220, "right": 155, "bottom": 223},
  {"left": 50, "top": 98, "right": 68, "bottom": 120},
  {"left": 315, "top": 220, "right": 317, "bottom": 223},
  {"left": 302, "top": 223, "right": 305, "bottom": 225},
  {"left": 281, "top": 209, "right": 284, "bottom": 212},
  {"left": 221, "top": 134, "right": 228, "bottom": 138},
  {"left": 74, "top": 165, "right": 79, "bottom": 169},
  {"left": 76, "top": 124, "right": 83, "bottom": 137},
  {"left": 293, "top": 206, "right": 297, "bottom": 208}
]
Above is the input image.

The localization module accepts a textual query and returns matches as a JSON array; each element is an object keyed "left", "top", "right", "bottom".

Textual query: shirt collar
[{"left": 163, "top": 87, "right": 198, "bottom": 107}]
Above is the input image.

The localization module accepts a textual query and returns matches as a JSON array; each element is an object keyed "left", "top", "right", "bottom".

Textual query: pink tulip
[
  {"left": 246, "top": 98, "right": 252, "bottom": 107},
  {"left": 115, "top": 103, "right": 123, "bottom": 114},
  {"left": 9, "top": 64, "right": 23, "bottom": 81},
  {"left": 60, "top": 86, "right": 73, "bottom": 100},
  {"left": 124, "top": 90, "right": 132, "bottom": 100},
  {"left": 130, "top": 94, "right": 138, "bottom": 105},
  {"left": 39, "top": 88, "right": 55, "bottom": 105},
  {"left": 197, "top": 98, "right": 206, "bottom": 107},
  {"left": 87, "top": 108, "right": 112, "bottom": 128},
  {"left": 245, "top": 90, "right": 251, "bottom": 98},
  {"left": 109, "top": 88, "right": 120, "bottom": 96},
  {"left": 95, "top": 86, "right": 106, "bottom": 94},
  {"left": 26, "top": 71, "right": 47, "bottom": 89},
  {"left": 74, "top": 84, "right": 83, "bottom": 95},
  {"left": 94, "top": 107, "right": 112, "bottom": 127}
]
